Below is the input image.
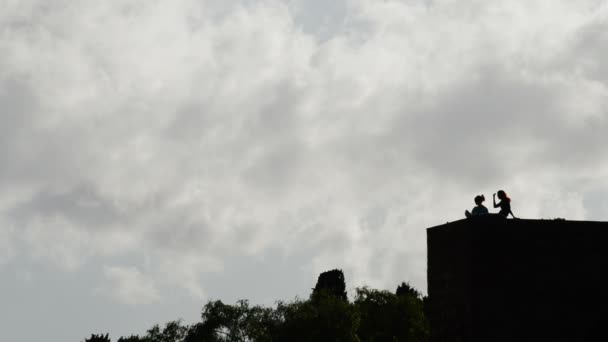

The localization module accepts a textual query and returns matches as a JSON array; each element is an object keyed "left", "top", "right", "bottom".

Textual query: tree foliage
[
  {"left": 117, "top": 336, "right": 144, "bottom": 342},
  {"left": 85, "top": 334, "right": 111, "bottom": 342},
  {"left": 355, "top": 287, "right": 429, "bottom": 342},
  {"left": 276, "top": 293, "right": 360, "bottom": 342},
  {"left": 396, "top": 282, "right": 421, "bottom": 299},
  {"left": 86, "top": 271, "right": 429, "bottom": 342},
  {"left": 312, "top": 269, "right": 348, "bottom": 302},
  {"left": 185, "top": 299, "right": 280, "bottom": 342},
  {"left": 145, "top": 321, "right": 188, "bottom": 342}
]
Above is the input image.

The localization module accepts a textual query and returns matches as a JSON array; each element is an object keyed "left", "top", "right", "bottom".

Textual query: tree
[
  {"left": 85, "top": 334, "right": 111, "bottom": 342},
  {"left": 186, "top": 279, "right": 360, "bottom": 342},
  {"left": 85, "top": 271, "right": 429, "bottom": 342},
  {"left": 396, "top": 282, "right": 421, "bottom": 299},
  {"left": 355, "top": 287, "right": 428, "bottom": 342},
  {"left": 185, "top": 299, "right": 280, "bottom": 342},
  {"left": 144, "top": 321, "right": 188, "bottom": 342},
  {"left": 271, "top": 269, "right": 359, "bottom": 342},
  {"left": 312, "top": 269, "right": 348, "bottom": 302},
  {"left": 117, "top": 336, "right": 144, "bottom": 342},
  {"left": 276, "top": 293, "right": 360, "bottom": 342}
]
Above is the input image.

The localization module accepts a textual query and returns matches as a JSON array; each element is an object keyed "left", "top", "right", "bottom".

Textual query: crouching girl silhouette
[{"left": 465, "top": 194, "right": 489, "bottom": 218}]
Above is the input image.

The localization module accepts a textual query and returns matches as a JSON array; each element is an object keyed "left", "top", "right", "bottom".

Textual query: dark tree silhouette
[
  {"left": 183, "top": 323, "right": 211, "bottom": 342},
  {"left": 117, "top": 336, "right": 144, "bottom": 342},
  {"left": 312, "top": 269, "right": 348, "bottom": 301},
  {"left": 85, "top": 270, "right": 429, "bottom": 342},
  {"left": 276, "top": 293, "right": 360, "bottom": 342},
  {"left": 144, "top": 321, "right": 188, "bottom": 342},
  {"left": 355, "top": 287, "right": 428, "bottom": 342},
  {"left": 185, "top": 299, "right": 280, "bottom": 342},
  {"left": 396, "top": 281, "right": 422, "bottom": 298},
  {"left": 184, "top": 294, "right": 360, "bottom": 342},
  {"left": 84, "top": 334, "right": 111, "bottom": 342}
]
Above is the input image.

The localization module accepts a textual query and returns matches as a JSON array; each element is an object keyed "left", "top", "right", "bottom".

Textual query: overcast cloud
[{"left": 1, "top": 0, "right": 608, "bottom": 341}]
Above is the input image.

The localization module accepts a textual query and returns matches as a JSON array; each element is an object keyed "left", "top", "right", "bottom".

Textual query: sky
[{"left": 1, "top": 0, "right": 608, "bottom": 341}]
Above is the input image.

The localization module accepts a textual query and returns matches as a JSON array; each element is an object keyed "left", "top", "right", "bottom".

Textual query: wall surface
[{"left": 427, "top": 217, "right": 608, "bottom": 342}]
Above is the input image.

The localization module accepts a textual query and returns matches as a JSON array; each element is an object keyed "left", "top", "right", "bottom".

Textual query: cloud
[
  {"left": 10, "top": 183, "right": 124, "bottom": 228},
  {"left": 0, "top": 219, "right": 16, "bottom": 266},
  {"left": 101, "top": 266, "right": 161, "bottom": 305},
  {"left": 1, "top": 4, "right": 608, "bottom": 341}
]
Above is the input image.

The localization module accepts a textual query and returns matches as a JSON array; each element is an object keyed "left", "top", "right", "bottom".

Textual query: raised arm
[{"left": 493, "top": 193, "right": 500, "bottom": 208}]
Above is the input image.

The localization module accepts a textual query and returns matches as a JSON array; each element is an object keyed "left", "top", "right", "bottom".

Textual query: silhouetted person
[
  {"left": 493, "top": 190, "right": 516, "bottom": 218},
  {"left": 465, "top": 195, "right": 489, "bottom": 218}
]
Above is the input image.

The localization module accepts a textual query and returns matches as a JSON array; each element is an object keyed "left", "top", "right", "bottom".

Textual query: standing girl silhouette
[{"left": 493, "top": 190, "right": 516, "bottom": 218}]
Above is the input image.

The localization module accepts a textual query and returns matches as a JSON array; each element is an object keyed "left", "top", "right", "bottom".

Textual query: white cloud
[
  {"left": 1, "top": 0, "right": 608, "bottom": 339},
  {"left": 0, "top": 219, "right": 16, "bottom": 266},
  {"left": 101, "top": 266, "right": 161, "bottom": 305}
]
